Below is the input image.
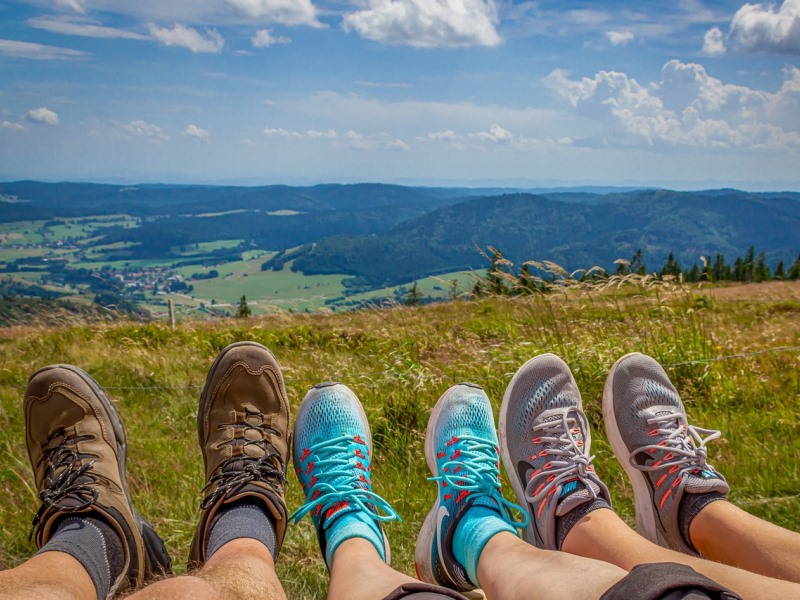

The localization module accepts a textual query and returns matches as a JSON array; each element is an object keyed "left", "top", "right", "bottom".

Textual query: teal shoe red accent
[
  {"left": 415, "top": 384, "right": 528, "bottom": 591},
  {"left": 290, "top": 382, "right": 400, "bottom": 568}
]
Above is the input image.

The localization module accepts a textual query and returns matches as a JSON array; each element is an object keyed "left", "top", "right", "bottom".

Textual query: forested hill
[
  {"left": 292, "top": 190, "right": 800, "bottom": 288},
  {"left": 0, "top": 181, "right": 471, "bottom": 221}
]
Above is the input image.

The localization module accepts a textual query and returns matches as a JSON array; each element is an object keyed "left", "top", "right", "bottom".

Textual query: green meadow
[{"left": 1, "top": 280, "right": 797, "bottom": 598}]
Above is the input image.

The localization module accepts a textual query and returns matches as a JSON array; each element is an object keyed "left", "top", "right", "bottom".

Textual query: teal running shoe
[
  {"left": 290, "top": 382, "right": 400, "bottom": 568},
  {"left": 415, "top": 383, "right": 528, "bottom": 592}
]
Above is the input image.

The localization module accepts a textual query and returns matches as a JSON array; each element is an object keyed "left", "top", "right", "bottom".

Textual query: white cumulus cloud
[
  {"left": 730, "top": 0, "right": 800, "bottom": 55},
  {"left": 543, "top": 60, "right": 800, "bottom": 149},
  {"left": 471, "top": 124, "right": 512, "bottom": 143},
  {"left": 226, "top": 0, "right": 322, "bottom": 27},
  {"left": 182, "top": 124, "right": 210, "bottom": 141},
  {"left": 148, "top": 23, "right": 224, "bottom": 53},
  {"left": 28, "top": 16, "right": 148, "bottom": 40},
  {"left": 702, "top": 26, "right": 726, "bottom": 55},
  {"left": 0, "top": 39, "right": 88, "bottom": 60},
  {"left": 26, "top": 107, "right": 60, "bottom": 126},
  {"left": 606, "top": 30, "right": 634, "bottom": 46},
  {"left": 252, "top": 29, "right": 291, "bottom": 47},
  {"left": 118, "top": 119, "right": 170, "bottom": 143},
  {"left": 343, "top": 0, "right": 502, "bottom": 48}
]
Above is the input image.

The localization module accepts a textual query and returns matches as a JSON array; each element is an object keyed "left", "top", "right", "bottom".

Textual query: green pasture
[{"left": 1, "top": 282, "right": 797, "bottom": 599}]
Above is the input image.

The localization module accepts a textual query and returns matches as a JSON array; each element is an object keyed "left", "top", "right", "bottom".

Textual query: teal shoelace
[
  {"left": 290, "top": 434, "right": 401, "bottom": 525},
  {"left": 432, "top": 434, "right": 530, "bottom": 529}
]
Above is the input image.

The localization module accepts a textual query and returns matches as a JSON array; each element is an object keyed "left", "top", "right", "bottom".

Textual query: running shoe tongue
[
  {"left": 683, "top": 471, "right": 730, "bottom": 495},
  {"left": 555, "top": 480, "right": 601, "bottom": 517}
]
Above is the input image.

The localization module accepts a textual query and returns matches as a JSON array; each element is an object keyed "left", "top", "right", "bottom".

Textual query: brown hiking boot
[
  {"left": 24, "top": 365, "right": 172, "bottom": 594},
  {"left": 189, "top": 342, "right": 290, "bottom": 568}
]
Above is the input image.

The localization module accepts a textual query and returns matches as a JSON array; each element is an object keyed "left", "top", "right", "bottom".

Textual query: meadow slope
[{"left": 0, "top": 281, "right": 798, "bottom": 598}]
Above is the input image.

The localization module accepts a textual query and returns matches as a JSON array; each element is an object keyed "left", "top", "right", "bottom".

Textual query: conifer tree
[
  {"left": 406, "top": 281, "right": 423, "bottom": 306},
  {"left": 789, "top": 255, "right": 800, "bottom": 280},
  {"left": 775, "top": 260, "right": 786, "bottom": 280},
  {"left": 660, "top": 252, "right": 681, "bottom": 278},
  {"left": 236, "top": 295, "right": 251, "bottom": 318}
]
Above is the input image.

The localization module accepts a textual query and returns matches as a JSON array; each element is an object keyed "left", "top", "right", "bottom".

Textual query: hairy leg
[
  {"left": 328, "top": 538, "right": 419, "bottom": 600},
  {"left": 128, "top": 539, "right": 287, "bottom": 600},
  {"left": 0, "top": 552, "right": 95, "bottom": 600},
  {"left": 477, "top": 532, "right": 625, "bottom": 600},
  {"left": 563, "top": 508, "right": 800, "bottom": 600},
  {"left": 689, "top": 501, "right": 800, "bottom": 583}
]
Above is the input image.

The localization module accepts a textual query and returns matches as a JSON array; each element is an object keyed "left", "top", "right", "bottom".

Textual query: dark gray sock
[
  {"left": 207, "top": 502, "right": 277, "bottom": 559},
  {"left": 679, "top": 492, "right": 726, "bottom": 553},
  {"left": 555, "top": 498, "right": 612, "bottom": 550},
  {"left": 38, "top": 516, "right": 125, "bottom": 600}
]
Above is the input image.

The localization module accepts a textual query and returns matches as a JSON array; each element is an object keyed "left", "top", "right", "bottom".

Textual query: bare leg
[
  {"left": 563, "top": 508, "right": 800, "bottom": 600},
  {"left": 328, "top": 538, "right": 418, "bottom": 600},
  {"left": 0, "top": 552, "right": 95, "bottom": 600},
  {"left": 477, "top": 532, "right": 626, "bottom": 600},
  {"left": 129, "top": 539, "right": 287, "bottom": 600},
  {"left": 690, "top": 501, "right": 800, "bottom": 583}
]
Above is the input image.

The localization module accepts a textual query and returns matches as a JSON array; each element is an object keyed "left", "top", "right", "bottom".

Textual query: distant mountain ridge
[
  {"left": 1, "top": 181, "right": 797, "bottom": 291},
  {"left": 292, "top": 190, "right": 800, "bottom": 288}
]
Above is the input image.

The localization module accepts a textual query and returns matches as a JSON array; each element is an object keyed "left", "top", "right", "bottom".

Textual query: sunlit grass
[{"left": 0, "top": 280, "right": 798, "bottom": 598}]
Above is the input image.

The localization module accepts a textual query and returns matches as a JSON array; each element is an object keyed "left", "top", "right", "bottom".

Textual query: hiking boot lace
[
  {"left": 200, "top": 408, "right": 287, "bottom": 509},
  {"left": 433, "top": 434, "right": 529, "bottom": 528},
  {"left": 31, "top": 430, "right": 98, "bottom": 538},
  {"left": 289, "top": 434, "right": 400, "bottom": 525},
  {"left": 525, "top": 409, "right": 599, "bottom": 506}
]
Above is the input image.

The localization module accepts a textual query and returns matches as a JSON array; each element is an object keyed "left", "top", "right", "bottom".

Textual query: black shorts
[{"left": 384, "top": 563, "right": 741, "bottom": 600}]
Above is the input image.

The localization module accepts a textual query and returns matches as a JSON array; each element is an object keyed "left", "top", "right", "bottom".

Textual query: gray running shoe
[
  {"left": 499, "top": 354, "right": 611, "bottom": 550},
  {"left": 602, "top": 352, "right": 729, "bottom": 555}
]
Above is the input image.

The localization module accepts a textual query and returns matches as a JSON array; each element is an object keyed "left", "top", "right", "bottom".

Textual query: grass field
[{"left": 0, "top": 281, "right": 798, "bottom": 598}]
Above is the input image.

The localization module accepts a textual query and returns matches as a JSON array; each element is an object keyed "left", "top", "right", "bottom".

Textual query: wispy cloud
[
  {"left": 226, "top": 0, "right": 323, "bottom": 27},
  {"left": 343, "top": 0, "right": 501, "bottom": 48},
  {"left": 147, "top": 24, "right": 224, "bottom": 53},
  {"left": 355, "top": 80, "right": 412, "bottom": 89},
  {"left": 28, "top": 16, "right": 148, "bottom": 40},
  {"left": 1, "top": 121, "right": 25, "bottom": 132},
  {"left": 26, "top": 107, "right": 60, "bottom": 126},
  {"left": 54, "top": 0, "right": 86, "bottom": 14},
  {"left": 0, "top": 38, "right": 88, "bottom": 60},
  {"left": 116, "top": 119, "right": 170, "bottom": 143},
  {"left": 263, "top": 126, "right": 410, "bottom": 150}
]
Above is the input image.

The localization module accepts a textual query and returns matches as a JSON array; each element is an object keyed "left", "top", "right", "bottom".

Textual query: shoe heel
[{"left": 139, "top": 516, "right": 173, "bottom": 577}]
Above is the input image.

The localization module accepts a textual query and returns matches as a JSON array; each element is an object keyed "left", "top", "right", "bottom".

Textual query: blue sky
[{"left": 1, "top": 0, "right": 799, "bottom": 189}]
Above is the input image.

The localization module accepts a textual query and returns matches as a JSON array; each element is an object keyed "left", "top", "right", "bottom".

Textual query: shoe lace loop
[
  {"left": 201, "top": 451, "right": 287, "bottom": 510},
  {"left": 433, "top": 435, "right": 529, "bottom": 529},
  {"left": 525, "top": 410, "right": 599, "bottom": 505},
  {"left": 201, "top": 408, "right": 287, "bottom": 510},
  {"left": 30, "top": 430, "right": 98, "bottom": 539},
  {"left": 629, "top": 411, "right": 721, "bottom": 478},
  {"left": 289, "top": 434, "right": 400, "bottom": 526}
]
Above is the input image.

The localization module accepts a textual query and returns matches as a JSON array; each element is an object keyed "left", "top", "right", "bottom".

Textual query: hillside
[
  {"left": 0, "top": 281, "right": 798, "bottom": 599},
  {"left": 293, "top": 190, "right": 800, "bottom": 287}
]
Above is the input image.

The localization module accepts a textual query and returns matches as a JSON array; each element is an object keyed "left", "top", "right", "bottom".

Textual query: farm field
[{"left": 0, "top": 280, "right": 797, "bottom": 598}]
